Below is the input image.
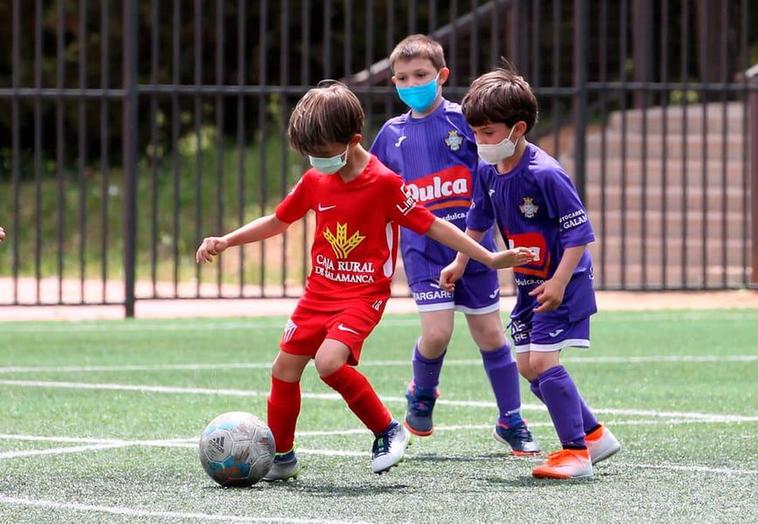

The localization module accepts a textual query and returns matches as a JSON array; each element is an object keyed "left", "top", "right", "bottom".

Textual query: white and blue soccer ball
[{"left": 198, "top": 411, "right": 275, "bottom": 487}]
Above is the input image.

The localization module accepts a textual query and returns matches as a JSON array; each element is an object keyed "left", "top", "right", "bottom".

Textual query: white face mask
[
  {"left": 308, "top": 145, "right": 349, "bottom": 174},
  {"left": 476, "top": 127, "right": 517, "bottom": 165}
]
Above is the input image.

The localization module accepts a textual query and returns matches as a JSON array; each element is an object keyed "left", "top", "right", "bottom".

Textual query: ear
[
  {"left": 349, "top": 134, "right": 363, "bottom": 146},
  {"left": 437, "top": 67, "right": 450, "bottom": 85},
  {"left": 391, "top": 75, "right": 398, "bottom": 86},
  {"left": 514, "top": 121, "right": 528, "bottom": 138}
]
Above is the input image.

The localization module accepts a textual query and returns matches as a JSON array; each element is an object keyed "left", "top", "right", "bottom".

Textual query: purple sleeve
[
  {"left": 541, "top": 170, "right": 595, "bottom": 247},
  {"left": 466, "top": 165, "right": 495, "bottom": 232},
  {"left": 369, "top": 125, "right": 388, "bottom": 163}
]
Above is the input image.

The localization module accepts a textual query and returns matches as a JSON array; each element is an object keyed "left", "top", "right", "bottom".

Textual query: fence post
[
  {"left": 572, "top": 0, "right": 588, "bottom": 201},
  {"left": 749, "top": 66, "right": 758, "bottom": 286},
  {"left": 123, "top": 0, "right": 138, "bottom": 317}
]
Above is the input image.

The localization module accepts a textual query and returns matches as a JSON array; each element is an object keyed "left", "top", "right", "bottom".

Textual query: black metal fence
[{"left": 1, "top": 0, "right": 756, "bottom": 316}]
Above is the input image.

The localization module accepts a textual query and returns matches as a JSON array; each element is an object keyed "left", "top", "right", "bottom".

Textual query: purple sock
[
  {"left": 538, "top": 365, "right": 586, "bottom": 448},
  {"left": 530, "top": 378, "right": 599, "bottom": 434},
  {"left": 412, "top": 343, "right": 445, "bottom": 390},
  {"left": 480, "top": 344, "right": 523, "bottom": 427}
]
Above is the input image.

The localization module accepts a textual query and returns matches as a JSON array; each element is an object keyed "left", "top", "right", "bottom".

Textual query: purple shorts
[
  {"left": 510, "top": 313, "right": 591, "bottom": 353},
  {"left": 409, "top": 270, "right": 500, "bottom": 315}
]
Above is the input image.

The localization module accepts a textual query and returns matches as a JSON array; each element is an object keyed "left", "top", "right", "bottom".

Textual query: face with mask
[
  {"left": 308, "top": 145, "right": 349, "bottom": 174},
  {"left": 473, "top": 124, "right": 522, "bottom": 165},
  {"left": 392, "top": 58, "right": 449, "bottom": 114}
]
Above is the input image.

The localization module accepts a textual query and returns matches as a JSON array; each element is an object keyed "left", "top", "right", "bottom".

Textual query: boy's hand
[
  {"left": 0, "top": 226, "right": 5, "bottom": 243},
  {"left": 490, "top": 247, "right": 536, "bottom": 269},
  {"left": 440, "top": 259, "right": 466, "bottom": 292},
  {"left": 529, "top": 277, "right": 568, "bottom": 313},
  {"left": 196, "top": 236, "right": 228, "bottom": 264}
]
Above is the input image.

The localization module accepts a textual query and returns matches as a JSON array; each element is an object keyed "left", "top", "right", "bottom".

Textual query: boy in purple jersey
[
  {"left": 442, "top": 63, "right": 621, "bottom": 479},
  {"left": 370, "top": 35, "right": 540, "bottom": 456}
]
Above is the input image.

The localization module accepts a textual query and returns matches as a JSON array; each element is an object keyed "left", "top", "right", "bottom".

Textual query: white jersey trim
[
  {"left": 454, "top": 302, "right": 501, "bottom": 315},
  {"left": 382, "top": 223, "right": 395, "bottom": 277},
  {"left": 528, "top": 339, "right": 590, "bottom": 352}
]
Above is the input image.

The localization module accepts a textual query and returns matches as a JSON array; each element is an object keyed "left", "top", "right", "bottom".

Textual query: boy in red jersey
[{"left": 196, "top": 80, "right": 534, "bottom": 480}]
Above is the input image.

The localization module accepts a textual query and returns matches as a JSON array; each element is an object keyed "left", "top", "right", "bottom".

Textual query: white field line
[
  {"left": 0, "top": 354, "right": 756, "bottom": 375},
  {"left": 3, "top": 311, "right": 757, "bottom": 333},
  {"left": 1, "top": 430, "right": 756, "bottom": 477},
  {"left": 0, "top": 443, "right": 128, "bottom": 460},
  {"left": 0, "top": 495, "right": 366, "bottom": 524},
  {"left": 0, "top": 417, "right": 742, "bottom": 452},
  {"left": 0, "top": 419, "right": 719, "bottom": 457},
  {"left": 1, "top": 378, "right": 757, "bottom": 423},
  {"left": 624, "top": 463, "right": 758, "bottom": 476}
]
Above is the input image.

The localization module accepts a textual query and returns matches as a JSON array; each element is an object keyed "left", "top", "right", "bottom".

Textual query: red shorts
[{"left": 279, "top": 294, "right": 388, "bottom": 366}]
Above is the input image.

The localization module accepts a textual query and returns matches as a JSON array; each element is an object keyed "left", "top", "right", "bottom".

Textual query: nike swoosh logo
[
  {"left": 394, "top": 136, "right": 407, "bottom": 147},
  {"left": 549, "top": 329, "right": 564, "bottom": 337},
  {"left": 337, "top": 323, "right": 359, "bottom": 335},
  {"left": 429, "top": 282, "right": 441, "bottom": 289},
  {"left": 318, "top": 204, "right": 336, "bottom": 212}
]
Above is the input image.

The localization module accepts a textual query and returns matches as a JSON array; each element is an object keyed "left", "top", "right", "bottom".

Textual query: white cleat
[
  {"left": 371, "top": 421, "right": 410, "bottom": 474},
  {"left": 262, "top": 453, "right": 300, "bottom": 481},
  {"left": 586, "top": 425, "right": 621, "bottom": 465},
  {"left": 532, "top": 449, "right": 593, "bottom": 480}
]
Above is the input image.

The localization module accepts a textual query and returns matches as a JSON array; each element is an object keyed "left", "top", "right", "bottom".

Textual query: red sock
[
  {"left": 321, "top": 364, "right": 392, "bottom": 435},
  {"left": 267, "top": 376, "right": 301, "bottom": 453}
]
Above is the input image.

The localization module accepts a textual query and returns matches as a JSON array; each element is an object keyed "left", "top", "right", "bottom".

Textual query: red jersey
[{"left": 276, "top": 155, "right": 435, "bottom": 300}]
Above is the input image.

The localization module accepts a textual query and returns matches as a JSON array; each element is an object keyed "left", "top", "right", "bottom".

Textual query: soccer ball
[{"left": 198, "top": 411, "right": 276, "bottom": 487}]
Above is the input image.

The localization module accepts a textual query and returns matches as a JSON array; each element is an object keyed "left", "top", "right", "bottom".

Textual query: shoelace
[
  {"left": 545, "top": 449, "right": 584, "bottom": 465},
  {"left": 409, "top": 392, "right": 436, "bottom": 416},
  {"left": 499, "top": 422, "right": 533, "bottom": 442},
  {"left": 372, "top": 425, "right": 399, "bottom": 455}
]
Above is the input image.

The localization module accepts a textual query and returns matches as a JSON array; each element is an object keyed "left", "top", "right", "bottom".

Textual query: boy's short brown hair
[
  {"left": 288, "top": 80, "right": 364, "bottom": 155},
  {"left": 389, "top": 34, "right": 446, "bottom": 71},
  {"left": 462, "top": 61, "right": 539, "bottom": 133}
]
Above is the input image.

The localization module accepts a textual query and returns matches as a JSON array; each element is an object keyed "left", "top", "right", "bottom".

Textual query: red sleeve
[
  {"left": 385, "top": 173, "right": 435, "bottom": 234},
  {"left": 275, "top": 174, "right": 311, "bottom": 224}
]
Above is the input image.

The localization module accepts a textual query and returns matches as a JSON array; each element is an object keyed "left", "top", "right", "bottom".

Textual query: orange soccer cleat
[
  {"left": 585, "top": 424, "right": 621, "bottom": 465},
  {"left": 532, "top": 448, "right": 593, "bottom": 479}
]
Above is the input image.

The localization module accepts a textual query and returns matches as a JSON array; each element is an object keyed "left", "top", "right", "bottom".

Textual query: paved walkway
[{"left": 1, "top": 290, "right": 756, "bottom": 321}]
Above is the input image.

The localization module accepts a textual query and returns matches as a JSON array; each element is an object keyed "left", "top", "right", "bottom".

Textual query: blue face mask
[
  {"left": 308, "top": 145, "right": 349, "bottom": 174},
  {"left": 396, "top": 74, "right": 440, "bottom": 113}
]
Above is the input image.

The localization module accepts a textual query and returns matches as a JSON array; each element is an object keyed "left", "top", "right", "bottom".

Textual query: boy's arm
[
  {"left": 529, "top": 244, "right": 586, "bottom": 312},
  {"left": 426, "top": 218, "right": 532, "bottom": 269},
  {"left": 438, "top": 228, "right": 486, "bottom": 290},
  {"left": 196, "top": 214, "right": 289, "bottom": 264}
]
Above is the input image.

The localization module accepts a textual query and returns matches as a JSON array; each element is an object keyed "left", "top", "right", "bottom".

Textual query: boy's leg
[
  {"left": 466, "top": 311, "right": 522, "bottom": 425},
  {"left": 530, "top": 353, "right": 593, "bottom": 479},
  {"left": 318, "top": 301, "right": 410, "bottom": 473},
  {"left": 456, "top": 272, "right": 539, "bottom": 454},
  {"left": 268, "top": 352, "right": 310, "bottom": 453},
  {"left": 264, "top": 351, "right": 310, "bottom": 482},
  {"left": 407, "top": 309, "right": 454, "bottom": 434},
  {"left": 317, "top": 340, "right": 392, "bottom": 433}
]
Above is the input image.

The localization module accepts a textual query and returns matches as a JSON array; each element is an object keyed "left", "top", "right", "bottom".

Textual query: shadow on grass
[
  {"left": 485, "top": 475, "right": 600, "bottom": 488},
  {"left": 265, "top": 481, "right": 411, "bottom": 497},
  {"left": 409, "top": 453, "right": 511, "bottom": 464}
]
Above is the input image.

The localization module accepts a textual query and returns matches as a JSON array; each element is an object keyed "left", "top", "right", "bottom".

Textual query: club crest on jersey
[
  {"left": 519, "top": 197, "right": 539, "bottom": 218},
  {"left": 445, "top": 130, "right": 463, "bottom": 151},
  {"left": 323, "top": 222, "right": 365, "bottom": 259}
]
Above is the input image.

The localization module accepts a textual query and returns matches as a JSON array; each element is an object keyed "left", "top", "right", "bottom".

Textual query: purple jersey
[
  {"left": 467, "top": 142, "right": 597, "bottom": 322},
  {"left": 370, "top": 99, "right": 495, "bottom": 286}
]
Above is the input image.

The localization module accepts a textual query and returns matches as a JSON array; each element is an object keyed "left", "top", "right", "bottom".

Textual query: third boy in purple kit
[
  {"left": 371, "top": 35, "right": 540, "bottom": 455},
  {"left": 442, "top": 63, "right": 621, "bottom": 479}
]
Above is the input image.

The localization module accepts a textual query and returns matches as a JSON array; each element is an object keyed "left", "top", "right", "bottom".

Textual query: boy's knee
[
  {"left": 420, "top": 326, "right": 453, "bottom": 352},
  {"left": 515, "top": 354, "right": 538, "bottom": 381},
  {"left": 472, "top": 327, "right": 507, "bottom": 350},
  {"left": 314, "top": 353, "right": 345, "bottom": 377},
  {"left": 528, "top": 352, "right": 561, "bottom": 375}
]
